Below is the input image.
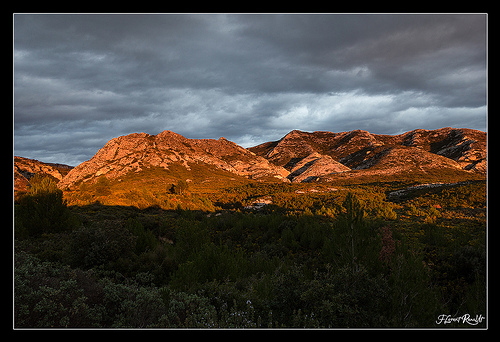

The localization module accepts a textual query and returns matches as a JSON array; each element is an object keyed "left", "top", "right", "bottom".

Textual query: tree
[
  {"left": 125, "top": 218, "right": 158, "bottom": 254},
  {"left": 170, "top": 180, "right": 188, "bottom": 195},
  {"left": 342, "top": 192, "right": 365, "bottom": 273},
  {"left": 28, "top": 174, "right": 59, "bottom": 195},
  {"left": 16, "top": 176, "right": 73, "bottom": 238},
  {"left": 343, "top": 192, "right": 365, "bottom": 225}
]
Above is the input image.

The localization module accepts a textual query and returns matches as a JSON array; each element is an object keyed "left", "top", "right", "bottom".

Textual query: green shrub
[
  {"left": 68, "top": 220, "right": 136, "bottom": 269},
  {"left": 14, "top": 251, "right": 106, "bottom": 327},
  {"left": 125, "top": 218, "right": 158, "bottom": 254},
  {"left": 171, "top": 243, "right": 249, "bottom": 290}
]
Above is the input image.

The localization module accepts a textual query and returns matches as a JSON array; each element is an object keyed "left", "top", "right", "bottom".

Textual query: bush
[
  {"left": 155, "top": 288, "right": 218, "bottom": 328},
  {"left": 68, "top": 220, "right": 136, "bottom": 269},
  {"left": 14, "top": 251, "right": 106, "bottom": 327},
  {"left": 266, "top": 264, "right": 391, "bottom": 328},
  {"left": 125, "top": 218, "right": 158, "bottom": 254},
  {"left": 14, "top": 250, "right": 217, "bottom": 328},
  {"left": 171, "top": 243, "right": 250, "bottom": 290},
  {"left": 387, "top": 247, "right": 443, "bottom": 327},
  {"left": 299, "top": 265, "right": 390, "bottom": 327},
  {"left": 170, "top": 180, "right": 188, "bottom": 195},
  {"left": 450, "top": 245, "right": 486, "bottom": 284},
  {"left": 172, "top": 219, "right": 210, "bottom": 264}
]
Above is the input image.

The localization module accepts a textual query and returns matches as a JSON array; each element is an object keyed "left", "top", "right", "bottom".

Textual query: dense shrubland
[{"left": 14, "top": 178, "right": 486, "bottom": 328}]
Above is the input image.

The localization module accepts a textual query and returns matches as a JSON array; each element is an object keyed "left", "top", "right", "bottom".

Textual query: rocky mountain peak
[
  {"left": 57, "top": 130, "right": 290, "bottom": 190},
  {"left": 283, "top": 129, "right": 306, "bottom": 139}
]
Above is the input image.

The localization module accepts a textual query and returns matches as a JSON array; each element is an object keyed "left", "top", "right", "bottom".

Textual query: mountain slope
[
  {"left": 14, "top": 156, "right": 73, "bottom": 194},
  {"left": 249, "top": 127, "right": 486, "bottom": 182},
  {"left": 399, "top": 128, "right": 486, "bottom": 172},
  {"left": 287, "top": 152, "right": 350, "bottom": 182},
  {"left": 57, "top": 130, "right": 289, "bottom": 191}
]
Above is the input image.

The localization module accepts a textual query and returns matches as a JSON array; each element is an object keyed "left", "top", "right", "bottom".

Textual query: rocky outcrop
[
  {"left": 400, "top": 127, "right": 486, "bottom": 172},
  {"left": 287, "top": 152, "right": 350, "bottom": 182},
  {"left": 57, "top": 130, "right": 290, "bottom": 190}
]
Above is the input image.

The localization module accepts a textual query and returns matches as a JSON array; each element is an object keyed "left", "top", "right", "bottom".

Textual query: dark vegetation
[{"left": 14, "top": 176, "right": 486, "bottom": 328}]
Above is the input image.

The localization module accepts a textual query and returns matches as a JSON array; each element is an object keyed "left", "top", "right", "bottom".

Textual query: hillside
[
  {"left": 52, "top": 131, "right": 290, "bottom": 207},
  {"left": 249, "top": 127, "right": 486, "bottom": 183},
  {"left": 14, "top": 156, "right": 73, "bottom": 195}
]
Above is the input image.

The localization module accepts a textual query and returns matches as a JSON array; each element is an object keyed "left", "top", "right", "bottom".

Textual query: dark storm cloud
[{"left": 14, "top": 14, "right": 487, "bottom": 166}]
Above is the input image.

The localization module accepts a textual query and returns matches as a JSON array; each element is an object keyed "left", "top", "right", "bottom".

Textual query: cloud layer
[{"left": 14, "top": 14, "right": 487, "bottom": 166}]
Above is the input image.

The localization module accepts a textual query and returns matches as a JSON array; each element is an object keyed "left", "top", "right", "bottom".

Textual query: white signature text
[{"left": 436, "top": 314, "right": 485, "bottom": 326}]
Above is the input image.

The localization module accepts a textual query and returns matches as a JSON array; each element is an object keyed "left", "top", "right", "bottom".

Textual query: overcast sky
[{"left": 14, "top": 14, "right": 487, "bottom": 166}]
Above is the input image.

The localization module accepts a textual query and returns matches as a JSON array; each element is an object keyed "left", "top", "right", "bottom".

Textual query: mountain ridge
[
  {"left": 57, "top": 130, "right": 290, "bottom": 191},
  {"left": 249, "top": 127, "right": 486, "bottom": 182},
  {"left": 15, "top": 127, "right": 486, "bottom": 198}
]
